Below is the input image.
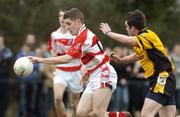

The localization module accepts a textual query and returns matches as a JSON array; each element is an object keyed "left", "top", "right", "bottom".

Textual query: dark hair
[
  {"left": 63, "top": 8, "right": 84, "bottom": 23},
  {"left": 59, "top": 8, "right": 68, "bottom": 13},
  {"left": 125, "top": 9, "right": 146, "bottom": 31}
]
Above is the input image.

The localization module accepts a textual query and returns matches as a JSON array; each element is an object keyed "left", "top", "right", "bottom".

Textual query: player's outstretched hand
[
  {"left": 99, "top": 23, "right": 111, "bottom": 35},
  {"left": 80, "top": 72, "right": 89, "bottom": 87},
  {"left": 27, "top": 56, "right": 44, "bottom": 63},
  {"left": 110, "top": 52, "right": 122, "bottom": 64}
]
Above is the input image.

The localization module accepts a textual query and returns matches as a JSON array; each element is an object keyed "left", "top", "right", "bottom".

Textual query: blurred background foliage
[{"left": 0, "top": 0, "right": 180, "bottom": 52}]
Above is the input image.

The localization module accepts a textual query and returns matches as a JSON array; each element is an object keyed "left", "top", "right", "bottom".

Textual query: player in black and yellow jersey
[{"left": 100, "top": 9, "right": 176, "bottom": 117}]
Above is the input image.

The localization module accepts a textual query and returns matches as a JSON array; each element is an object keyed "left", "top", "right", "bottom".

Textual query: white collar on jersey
[{"left": 77, "top": 24, "right": 86, "bottom": 35}]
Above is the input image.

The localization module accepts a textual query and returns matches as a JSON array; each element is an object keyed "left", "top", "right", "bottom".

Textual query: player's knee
[
  {"left": 141, "top": 111, "right": 153, "bottom": 117},
  {"left": 93, "top": 108, "right": 105, "bottom": 116},
  {"left": 141, "top": 108, "right": 149, "bottom": 117},
  {"left": 76, "top": 109, "right": 88, "bottom": 117},
  {"left": 141, "top": 106, "right": 157, "bottom": 117},
  {"left": 141, "top": 111, "right": 145, "bottom": 117},
  {"left": 54, "top": 94, "right": 63, "bottom": 103}
]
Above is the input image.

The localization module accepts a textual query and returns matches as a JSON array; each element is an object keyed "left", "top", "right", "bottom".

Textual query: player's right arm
[
  {"left": 28, "top": 54, "right": 73, "bottom": 64},
  {"left": 111, "top": 52, "right": 139, "bottom": 64},
  {"left": 100, "top": 23, "right": 138, "bottom": 47}
]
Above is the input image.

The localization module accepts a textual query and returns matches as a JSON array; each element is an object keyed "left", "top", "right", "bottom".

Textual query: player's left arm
[
  {"left": 28, "top": 54, "right": 73, "bottom": 64},
  {"left": 100, "top": 23, "right": 138, "bottom": 47},
  {"left": 111, "top": 52, "right": 139, "bottom": 64}
]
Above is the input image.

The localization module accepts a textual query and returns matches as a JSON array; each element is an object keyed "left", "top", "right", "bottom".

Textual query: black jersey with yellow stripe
[{"left": 133, "top": 29, "right": 175, "bottom": 78}]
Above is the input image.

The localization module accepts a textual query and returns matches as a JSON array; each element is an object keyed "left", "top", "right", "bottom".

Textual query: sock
[
  {"left": 62, "top": 113, "right": 67, "bottom": 117},
  {"left": 109, "top": 111, "right": 131, "bottom": 117},
  {"left": 57, "top": 113, "right": 66, "bottom": 117},
  {"left": 109, "top": 112, "right": 116, "bottom": 117},
  {"left": 119, "top": 112, "right": 126, "bottom": 117}
]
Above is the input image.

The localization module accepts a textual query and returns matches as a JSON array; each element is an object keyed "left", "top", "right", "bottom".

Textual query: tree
[{"left": 0, "top": 0, "right": 179, "bottom": 52}]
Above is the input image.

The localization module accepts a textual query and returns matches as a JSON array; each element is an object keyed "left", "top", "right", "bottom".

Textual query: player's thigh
[
  {"left": 76, "top": 92, "right": 93, "bottom": 115},
  {"left": 141, "top": 98, "right": 163, "bottom": 116},
  {"left": 68, "top": 70, "right": 83, "bottom": 93},
  {"left": 71, "top": 93, "right": 80, "bottom": 104},
  {"left": 53, "top": 71, "right": 69, "bottom": 99},
  {"left": 159, "top": 105, "right": 176, "bottom": 117},
  {"left": 93, "top": 87, "right": 112, "bottom": 111},
  {"left": 53, "top": 83, "right": 66, "bottom": 99}
]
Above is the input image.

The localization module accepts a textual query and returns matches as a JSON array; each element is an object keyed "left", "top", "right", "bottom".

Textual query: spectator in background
[
  {"left": 0, "top": 34, "right": 13, "bottom": 117},
  {"left": 16, "top": 41, "right": 40, "bottom": 117},
  {"left": 39, "top": 42, "right": 56, "bottom": 117},
  {"left": 40, "top": 63, "right": 56, "bottom": 117},
  {"left": 133, "top": 61, "right": 144, "bottom": 79},
  {"left": 25, "top": 33, "right": 36, "bottom": 50},
  {"left": 109, "top": 46, "right": 130, "bottom": 112},
  {"left": 33, "top": 47, "right": 45, "bottom": 117},
  {"left": 131, "top": 61, "right": 147, "bottom": 117},
  {"left": 171, "top": 44, "right": 180, "bottom": 114},
  {"left": 40, "top": 42, "right": 52, "bottom": 58}
]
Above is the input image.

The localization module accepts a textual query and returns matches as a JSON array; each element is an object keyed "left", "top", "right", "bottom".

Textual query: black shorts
[
  {"left": 146, "top": 91, "right": 176, "bottom": 106},
  {"left": 147, "top": 72, "right": 176, "bottom": 106}
]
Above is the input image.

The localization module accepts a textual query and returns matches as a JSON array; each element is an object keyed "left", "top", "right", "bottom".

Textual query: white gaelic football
[{"left": 13, "top": 57, "right": 33, "bottom": 77}]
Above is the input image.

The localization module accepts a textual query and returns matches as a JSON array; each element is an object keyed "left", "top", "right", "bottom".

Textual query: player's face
[
  {"left": 59, "top": 11, "right": 65, "bottom": 26},
  {"left": 125, "top": 21, "right": 137, "bottom": 36},
  {"left": 63, "top": 18, "right": 81, "bottom": 35},
  {"left": 125, "top": 21, "right": 132, "bottom": 36}
]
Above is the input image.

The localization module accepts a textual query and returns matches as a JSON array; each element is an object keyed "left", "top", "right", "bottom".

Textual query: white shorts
[
  {"left": 84, "top": 63, "right": 117, "bottom": 94},
  {"left": 53, "top": 69, "right": 83, "bottom": 93}
]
